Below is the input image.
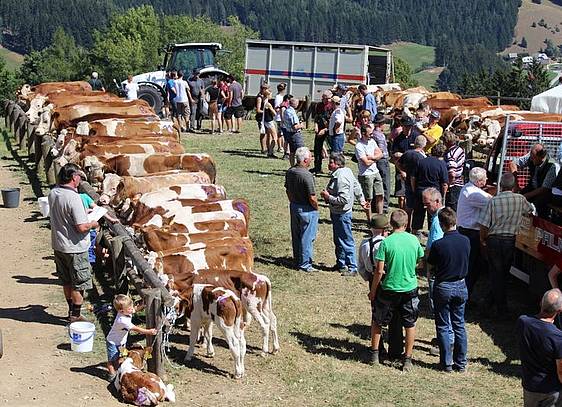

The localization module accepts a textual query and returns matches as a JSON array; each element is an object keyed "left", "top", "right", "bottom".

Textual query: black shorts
[
  {"left": 175, "top": 102, "right": 190, "bottom": 118},
  {"left": 373, "top": 287, "right": 419, "bottom": 328},
  {"left": 224, "top": 105, "right": 245, "bottom": 119}
]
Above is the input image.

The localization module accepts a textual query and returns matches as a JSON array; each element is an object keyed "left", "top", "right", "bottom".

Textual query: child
[{"left": 106, "top": 294, "right": 157, "bottom": 380}]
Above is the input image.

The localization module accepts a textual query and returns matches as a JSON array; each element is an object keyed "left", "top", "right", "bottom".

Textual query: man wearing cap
[
  {"left": 188, "top": 69, "right": 205, "bottom": 132},
  {"left": 359, "top": 84, "right": 377, "bottom": 119},
  {"left": 372, "top": 113, "right": 391, "bottom": 212},
  {"left": 423, "top": 110, "right": 444, "bottom": 153},
  {"left": 391, "top": 116, "right": 419, "bottom": 211},
  {"left": 311, "top": 90, "right": 334, "bottom": 174},
  {"left": 48, "top": 163, "right": 99, "bottom": 323},
  {"left": 328, "top": 96, "right": 351, "bottom": 153},
  {"left": 88, "top": 72, "right": 105, "bottom": 92}
]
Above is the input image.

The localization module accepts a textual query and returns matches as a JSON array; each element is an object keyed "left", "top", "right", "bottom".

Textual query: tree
[
  {"left": 520, "top": 37, "right": 528, "bottom": 48},
  {"left": 0, "top": 56, "right": 20, "bottom": 109},
  {"left": 90, "top": 5, "right": 161, "bottom": 85},
  {"left": 393, "top": 57, "right": 419, "bottom": 89}
]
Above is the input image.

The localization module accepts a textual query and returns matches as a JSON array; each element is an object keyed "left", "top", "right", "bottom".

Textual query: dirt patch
[{"left": 0, "top": 148, "right": 120, "bottom": 406}]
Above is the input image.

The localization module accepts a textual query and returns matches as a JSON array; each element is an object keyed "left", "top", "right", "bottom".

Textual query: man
[
  {"left": 369, "top": 209, "right": 424, "bottom": 371},
  {"left": 443, "top": 131, "right": 465, "bottom": 211},
  {"left": 282, "top": 97, "right": 306, "bottom": 166},
  {"left": 423, "top": 110, "right": 444, "bottom": 152},
  {"left": 518, "top": 289, "right": 562, "bottom": 407},
  {"left": 328, "top": 96, "right": 349, "bottom": 153},
  {"left": 274, "top": 83, "right": 287, "bottom": 155},
  {"left": 88, "top": 71, "right": 105, "bottom": 92},
  {"left": 225, "top": 75, "right": 245, "bottom": 133},
  {"left": 187, "top": 70, "right": 205, "bottom": 132},
  {"left": 427, "top": 208, "right": 470, "bottom": 372},
  {"left": 174, "top": 71, "right": 192, "bottom": 133},
  {"left": 411, "top": 143, "right": 449, "bottom": 235},
  {"left": 423, "top": 188, "right": 445, "bottom": 251},
  {"left": 48, "top": 164, "right": 99, "bottom": 322},
  {"left": 355, "top": 125, "right": 384, "bottom": 219},
  {"left": 124, "top": 75, "right": 138, "bottom": 100},
  {"left": 359, "top": 84, "right": 377, "bottom": 118},
  {"left": 396, "top": 135, "right": 427, "bottom": 227},
  {"left": 321, "top": 152, "right": 369, "bottom": 277},
  {"left": 391, "top": 116, "right": 419, "bottom": 211},
  {"left": 372, "top": 113, "right": 391, "bottom": 212},
  {"left": 285, "top": 147, "right": 319, "bottom": 273},
  {"left": 479, "top": 172, "right": 534, "bottom": 315},
  {"left": 510, "top": 143, "right": 557, "bottom": 218},
  {"left": 457, "top": 167, "right": 492, "bottom": 297},
  {"left": 311, "top": 90, "right": 334, "bottom": 174}
]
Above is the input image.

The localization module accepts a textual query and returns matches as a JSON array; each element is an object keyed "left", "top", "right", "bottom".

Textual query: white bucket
[
  {"left": 38, "top": 197, "right": 49, "bottom": 217},
  {"left": 68, "top": 321, "right": 96, "bottom": 352}
]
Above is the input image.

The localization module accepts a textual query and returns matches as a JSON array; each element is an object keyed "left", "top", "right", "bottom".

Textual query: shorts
[
  {"left": 373, "top": 287, "right": 419, "bottom": 328},
  {"left": 225, "top": 105, "right": 245, "bottom": 119},
  {"left": 54, "top": 250, "right": 93, "bottom": 291},
  {"left": 285, "top": 131, "right": 305, "bottom": 152},
  {"left": 358, "top": 173, "right": 384, "bottom": 200},
  {"left": 264, "top": 120, "right": 276, "bottom": 130},
  {"left": 208, "top": 101, "right": 218, "bottom": 116},
  {"left": 169, "top": 99, "right": 178, "bottom": 116},
  {"left": 106, "top": 340, "right": 120, "bottom": 362},
  {"left": 175, "top": 102, "right": 190, "bottom": 118},
  {"left": 394, "top": 172, "right": 406, "bottom": 197}
]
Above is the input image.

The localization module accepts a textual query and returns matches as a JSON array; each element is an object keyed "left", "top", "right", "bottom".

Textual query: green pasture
[
  {"left": 0, "top": 119, "right": 534, "bottom": 406},
  {"left": 387, "top": 42, "right": 436, "bottom": 73},
  {"left": 0, "top": 47, "right": 24, "bottom": 71},
  {"left": 413, "top": 69, "right": 440, "bottom": 90}
]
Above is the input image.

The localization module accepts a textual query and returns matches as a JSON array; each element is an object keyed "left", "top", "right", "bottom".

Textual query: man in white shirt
[
  {"left": 456, "top": 167, "right": 492, "bottom": 298},
  {"left": 328, "top": 96, "right": 348, "bottom": 153},
  {"left": 355, "top": 125, "right": 383, "bottom": 219},
  {"left": 173, "top": 70, "right": 192, "bottom": 132},
  {"left": 124, "top": 75, "right": 138, "bottom": 100}
]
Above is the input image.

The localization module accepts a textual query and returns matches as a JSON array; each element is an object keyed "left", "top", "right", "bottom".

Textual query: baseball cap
[
  {"left": 429, "top": 110, "right": 441, "bottom": 119},
  {"left": 401, "top": 116, "right": 415, "bottom": 126},
  {"left": 331, "top": 95, "right": 341, "bottom": 104}
]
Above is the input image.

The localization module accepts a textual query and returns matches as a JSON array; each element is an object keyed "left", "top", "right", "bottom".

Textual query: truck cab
[{"left": 124, "top": 43, "right": 229, "bottom": 116}]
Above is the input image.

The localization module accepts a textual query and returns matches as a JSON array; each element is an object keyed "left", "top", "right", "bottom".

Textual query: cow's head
[
  {"left": 26, "top": 95, "right": 47, "bottom": 124},
  {"left": 54, "top": 138, "right": 81, "bottom": 167},
  {"left": 82, "top": 155, "right": 105, "bottom": 185},
  {"left": 119, "top": 344, "right": 152, "bottom": 369},
  {"left": 35, "top": 104, "right": 54, "bottom": 136},
  {"left": 99, "top": 173, "right": 123, "bottom": 205}
]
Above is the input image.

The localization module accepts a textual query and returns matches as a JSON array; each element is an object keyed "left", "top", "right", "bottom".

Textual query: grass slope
[
  {"left": 0, "top": 46, "right": 23, "bottom": 71},
  {"left": 505, "top": 0, "right": 562, "bottom": 54},
  {"left": 386, "top": 41, "right": 440, "bottom": 89}
]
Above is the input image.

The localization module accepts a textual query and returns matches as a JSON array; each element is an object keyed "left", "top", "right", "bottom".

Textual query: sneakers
[
  {"left": 332, "top": 265, "right": 348, "bottom": 273},
  {"left": 429, "top": 346, "right": 440, "bottom": 356},
  {"left": 300, "top": 267, "right": 319, "bottom": 273},
  {"left": 282, "top": 154, "right": 290, "bottom": 160},
  {"left": 402, "top": 357, "right": 414, "bottom": 372},
  {"left": 341, "top": 270, "right": 357, "bottom": 277},
  {"left": 369, "top": 349, "right": 380, "bottom": 365}
]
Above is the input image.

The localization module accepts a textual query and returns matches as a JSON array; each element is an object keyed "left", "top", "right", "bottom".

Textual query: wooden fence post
[
  {"left": 144, "top": 288, "right": 164, "bottom": 377},
  {"left": 41, "top": 136, "right": 56, "bottom": 185}
]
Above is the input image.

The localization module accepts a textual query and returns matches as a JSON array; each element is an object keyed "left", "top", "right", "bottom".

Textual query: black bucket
[{"left": 1, "top": 188, "right": 20, "bottom": 208}]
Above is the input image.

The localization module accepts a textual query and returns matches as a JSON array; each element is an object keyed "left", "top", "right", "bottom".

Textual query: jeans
[
  {"left": 486, "top": 235, "right": 516, "bottom": 310},
  {"left": 445, "top": 185, "right": 462, "bottom": 212},
  {"left": 328, "top": 133, "right": 345, "bottom": 153},
  {"left": 459, "top": 227, "right": 486, "bottom": 297},
  {"left": 313, "top": 132, "right": 327, "bottom": 172},
  {"left": 376, "top": 158, "right": 391, "bottom": 211},
  {"left": 290, "top": 203, "right": 319, "bottom": 270},
  {"left": 330, "top": 211, "right": 357, "bottom": 271},
  {"left": 433, "top": 279, "right": 468, "bottom": 370},
  {"left": 190, "top": 99, "right": 203, "bottom": 129}
]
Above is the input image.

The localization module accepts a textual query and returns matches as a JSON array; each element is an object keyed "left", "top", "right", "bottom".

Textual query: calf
[
  {"left": 115, "top": 346, "right": 176, "bottom": 405},
  {"left": 182, "top": 284, "right": 246, "bottom": 379}
]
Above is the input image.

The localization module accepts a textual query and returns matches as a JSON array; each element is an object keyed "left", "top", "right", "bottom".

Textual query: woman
[
  {"left": 349, "top": 110, "right": 373, "bottom": 146},
  {"left": 274, "top": 83, "right": 287, "bottom": 153},
  {"left": 219, "top": 78, "right": 230, "bottom": 132},
  {"left": 255, "top": 83, "right": 270, "bottom": 153},
  {"left": 262, "top": 89, "right": 278, "bottom": 158},
  {"left": 205, "top": 80, "right": 221, "bottom": 133}
]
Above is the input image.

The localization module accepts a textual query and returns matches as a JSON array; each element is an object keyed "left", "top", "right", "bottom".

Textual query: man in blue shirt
[
  {"left": 282, "top": 97, "right": 306, "bottom": 166},
  {"left": 359, "top": 84, "right": 377, "bottom": 119},
  {"left": 518, "top": 289, "right": 562, "bottom": 406},
  {"left": 427, "top": 207, "right": 470, "bottom": 372}
]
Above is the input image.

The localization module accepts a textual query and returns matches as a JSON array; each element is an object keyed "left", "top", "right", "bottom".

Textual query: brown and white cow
[
  {"left": 99, "top": 153, "right": 216, "bottom": 182},
  {"left": 130, "top": 198, "right": 249, "bottom": 228},
  {"left": 18, "top": 81, "right": 92, "bottom": 105},
  {"left": 141, "top": 228, "right": 243, "bottom": 252},
  {"left": 76, "top": 117, "right": 179, "bottom": 139}
]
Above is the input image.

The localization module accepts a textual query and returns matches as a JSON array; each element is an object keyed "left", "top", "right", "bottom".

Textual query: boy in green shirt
[{"left": 369, "top": 209, "right": 424, "bottom": 371}]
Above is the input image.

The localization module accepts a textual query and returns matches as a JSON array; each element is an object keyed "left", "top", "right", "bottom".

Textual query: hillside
[
  {"left": 0, "top": 46, "right": 23, "bottom": 71},
  {"left": 386, "top": 42, "right": 442, "bottom": 89},
  {"left": 505, "top": 0, "right": 562, "bottom": 53}
]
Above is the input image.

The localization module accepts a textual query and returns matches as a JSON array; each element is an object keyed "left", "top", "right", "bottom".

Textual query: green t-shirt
[
  {"left": 375, "top": 231, "right": 424, "bottom": 292},
  {"left": 80, "top": 193, "right": 94, "bottom": 209}
]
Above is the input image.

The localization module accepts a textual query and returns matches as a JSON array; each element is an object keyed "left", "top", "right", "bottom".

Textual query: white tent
[{"left": 531, "top": 85, "right": 562, "bottom": 113}]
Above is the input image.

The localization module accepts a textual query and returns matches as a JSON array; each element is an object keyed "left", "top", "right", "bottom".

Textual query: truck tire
[{"left": 138, "top": 86, "right": 164, "bottom": 117}]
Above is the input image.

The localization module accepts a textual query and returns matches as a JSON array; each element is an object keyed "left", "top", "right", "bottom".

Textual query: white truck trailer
[{"left": 244, "top": 39, "right": 393, "bottom": 102}]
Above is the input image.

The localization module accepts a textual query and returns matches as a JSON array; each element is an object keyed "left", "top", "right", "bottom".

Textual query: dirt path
[{"left": 0, "top": 149, "right": 120, "bottom": 406}]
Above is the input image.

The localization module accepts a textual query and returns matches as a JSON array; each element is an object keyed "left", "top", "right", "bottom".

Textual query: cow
[
  {"left": 141, "top": 209, "right": 248, "bottom": 236},
  {"left": 51, "top": 99, "right": 158, "bottom": 130},
  {"left": 98, "top": 153, "right": 216, "bottom": 182},
  {"left": 114, "top": 345, "right": 176, "bottom": 405},
  {"left": 170, "top": 269, "right": 279, "bottom": 357},
  {"left": 76, "top": 117, "right": 179, "bottom": 139},
  {"left": 181, "top": 284, "right": 246, "bottom": 379},
  {"left": 427, "top": 97, "right": 492, "bottom": 110},
  {"left": 18, "top": 81, "right": 92, "bottom": 105},
  {"left": 141, "top": 228, "right": 244, "bottom": 252},
  {"left": 99, "top": 172, "right": 212, "bottom": 209},
  {"left": 130, "top": 198, "right": 249, "bottom": 228}
]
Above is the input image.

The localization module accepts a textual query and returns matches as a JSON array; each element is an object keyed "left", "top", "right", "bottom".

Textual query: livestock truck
[
  {"left": 485, "top": 118, "right": 562, "bottom": 299},
  {"left": 244, "top": 39, "right": 394, "bottom": 103}
]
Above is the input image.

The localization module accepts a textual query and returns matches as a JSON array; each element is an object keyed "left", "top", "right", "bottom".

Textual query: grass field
[
  {"left": 0, "top": 46, "right": 23, "bottom": 71},
  {"left": 386, "top": 42, "right": 440, "bottom": 90},
  {"left": 2, "top": 119, "right": 535, "bottom": 405}
]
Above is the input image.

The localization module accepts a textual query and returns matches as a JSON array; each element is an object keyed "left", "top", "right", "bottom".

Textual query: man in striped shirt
[
  {"left": 443, "top": 132, "right": 465, "bottom": 212},
  {"left": 478, "top": 172, "right": 534, "bottom": 315}
]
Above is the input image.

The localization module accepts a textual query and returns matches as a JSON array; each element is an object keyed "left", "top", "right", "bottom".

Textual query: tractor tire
[{"left": 138, "top": 86, "right": 164, "bottom": 117}]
